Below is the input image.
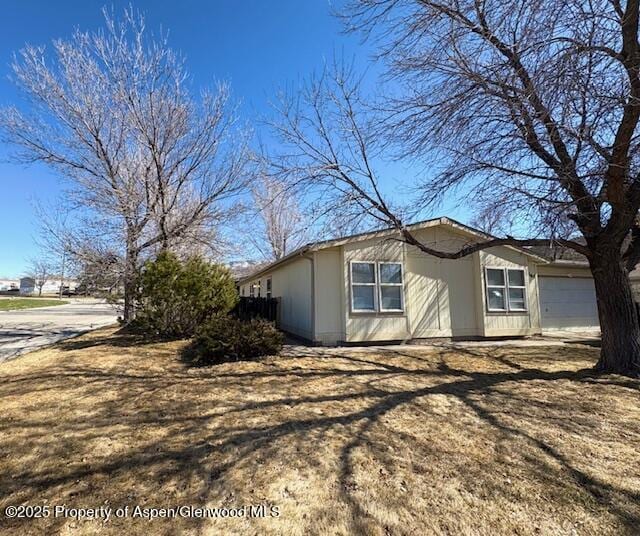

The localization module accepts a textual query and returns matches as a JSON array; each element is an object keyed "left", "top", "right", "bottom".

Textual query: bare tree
[
  {"left": 245, "top": 174, "right": 310, "bottom": 261},
  {"left": 26, "top": 258, "right": 52, "bottom": 296},
  {"left": 268, "top": 66, "right": 406, "bottom": 233},
  {"left": 1, "top": 8, "right": 247, "bottom": 321},
  {"left": 271, "top": 0, "right": 640, "bottom": 377},
  {"left": 75, "top": 250, "right": 124, "bottom": 296}
]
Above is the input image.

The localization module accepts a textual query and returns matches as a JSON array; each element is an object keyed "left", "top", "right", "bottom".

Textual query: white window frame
[
  {"left": 485, "top": 267, "right": 507, "bottom": 312},
  {"left": 378, "top": 262, "right": 404, "bottom": 312},
  {"left": 257, "top": 279, "right": 261, "bottom": 298},
  {"left": 350, "top": 261, "right": 378, "bottom": 312},
  {"left": 266, "top": 277, "right": 272, "bottom": 299},
  {"left": 506, "top": 268, "right": 527, "bottom": 312},
  {"left": 349, "top": 260, "right": 405, "bottom": 313},
  {"left": 484, "top": 266, "right": 528, "bottom": 313},
  {"left": 249, "top": 283, "right": 255, "bottom": 298}
]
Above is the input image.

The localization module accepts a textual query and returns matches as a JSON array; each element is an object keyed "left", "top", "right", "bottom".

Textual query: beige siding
[
  {"left": 313, "top": 248, "right": 345, "bottom": 344},
  {"left": 406, "top": 227, "right": 481, "bottom": 338},
  {"left": 246, "top": 257, "right": 313, "bottom": 340},
  {"left": 343, "top": 237, "right": 410, "bottom": 342},
  {"left": 405, "top": 246, "right": 443, "bottom": 336},
  {"left": 478, "top": 249, "right": 541, "bottom": 336},
  {"left": 528, "top": 262, "right": 541, "bottom": 331},
  {"left": 240, "top": 221, "right": 543, "bottom": 344},
  {"left": 443, "top": 256, "right": 479, "bottom": 336},
  {"left": 537, "top": 264, "right": 592, "bottom": 278},
  {"left": 342, "top": 226, "right": 488, "bottom": 342}
]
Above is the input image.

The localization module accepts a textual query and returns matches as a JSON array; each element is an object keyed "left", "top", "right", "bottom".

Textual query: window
[
  {"left": 241, "top": 286, "right": 245, "bottom": 297},
  {"left": 378, "top": 262, "right": 404, "bottom": 311},
  {"left": 351, "top": 262, "right": 376, "bottom": 311},
  {"left": 507, "top": 269, "right": 526, "bottom": 311},
  {"left": 266, "top": 278, "right": 272, "bottom": 299},
  {"left": 257, "top": 280, "right": 261, "bottom": 298},
  {"left": 350, "top": 261, "right": 404, "bottom": 313},
  {"left": 249, "top": 283, "right": 255, "bottom": 297},
  {"left": 485, "top": 267, "right": 527, "bottom": 312},
  {"left": 485, "top": 268, "right": 506, "bottom": 311}
]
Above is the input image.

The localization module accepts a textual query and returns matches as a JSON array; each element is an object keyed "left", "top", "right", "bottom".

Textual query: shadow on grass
[
  {"left": 0, "top": 337, "right": 638, "bottom": 535},
  {"left": 58, "top": 325, "right": 176, "bottom": 351},
  {"left": 569, "top": 339, "right": 602, "bottom": 348}
]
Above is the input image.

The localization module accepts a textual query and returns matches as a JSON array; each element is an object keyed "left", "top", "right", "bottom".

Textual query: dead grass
[{"left": 0, "top": 328, "right": 638, "bottom": 535}]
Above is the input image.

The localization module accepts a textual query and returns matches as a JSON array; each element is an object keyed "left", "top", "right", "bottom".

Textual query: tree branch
[{"left": 394, "top": 230, "right": 589, "bottom": 260}]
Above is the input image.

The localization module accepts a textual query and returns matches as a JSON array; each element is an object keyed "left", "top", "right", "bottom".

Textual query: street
[{"left": 0, "top": 299, "right": 118, "bottom": 363}]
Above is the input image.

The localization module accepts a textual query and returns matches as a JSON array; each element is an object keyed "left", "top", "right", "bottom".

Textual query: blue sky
[{"left": 0, "top": 1, "right": 470, "bottom": 277}]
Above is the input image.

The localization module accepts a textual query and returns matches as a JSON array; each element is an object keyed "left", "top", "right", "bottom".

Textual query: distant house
[
  {"left": 0, "top": 279, "right": 20, "bottom": 293},
  {"left": 19, "top": 277, "right": 34, "bottom": 295},
  {"left": 19, "top": 277, "right": 79, "bottom": 296},
  {"left": 239, "top": 217, "right": 627, "bottom": 346}
]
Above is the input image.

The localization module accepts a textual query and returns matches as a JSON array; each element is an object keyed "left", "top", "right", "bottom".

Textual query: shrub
[
  {"left": 134, "top": 251, "right": 238, "bottom": 338},
  {"left": 188, "top": 314, "right": 284, "bottom": 365}
]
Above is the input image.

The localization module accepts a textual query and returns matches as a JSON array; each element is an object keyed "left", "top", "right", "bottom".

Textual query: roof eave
[
  {"left": 547, "top": 260, "right": 590, "bottom": 268},
  {"left": 238, "top": 217, "right": 549, "bottom": 283},
  {"left": 237, "top": 245, "right": 313, "bottom": 284}
]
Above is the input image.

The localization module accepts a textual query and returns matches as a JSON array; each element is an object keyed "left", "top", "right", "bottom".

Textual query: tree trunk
[
  {"left": 590, "top": 252, "right": 640, "bottom": 376},
  {"left": 122, "top": 237, "right": 138, "bottom": 324}
]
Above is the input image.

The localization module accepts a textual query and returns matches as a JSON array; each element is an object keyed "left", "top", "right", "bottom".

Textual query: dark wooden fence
[{"left": 232, "top": 297, "right": 279, "bottom": 323}]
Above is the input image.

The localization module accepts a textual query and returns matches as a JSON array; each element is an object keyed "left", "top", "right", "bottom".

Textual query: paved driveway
[{"left": 0, "top": 299, "right": 118, "bottom": 363}]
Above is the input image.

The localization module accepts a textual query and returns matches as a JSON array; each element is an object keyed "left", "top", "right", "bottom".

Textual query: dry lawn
[{"left": 0, "top": 328, "right": 638, "bottom": 536}]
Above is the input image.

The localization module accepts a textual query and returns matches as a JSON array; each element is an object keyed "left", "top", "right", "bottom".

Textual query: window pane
[
  {"left": 380, "top": 286, "right": 402, "bottom": 310},
  {"left": 353, "top": 285, "right": 375, "bottom": 310},
  {"left": 508, "top": 288, "right": 526, "bottom": 310},
  {"left": 352, "top": 262, "right": 375, "bottom": 284},
  {"left": 508, "top": 269, "right": 525, "bottom": 287},
  {"left": 486, "top": 268, "right": 505, "bottom": 286},
  {"left": 379, "top": 263, "right": 402, "bottom": 284},
  {"left": 488, "top": 288, "right": 506, "bottom": 310}
]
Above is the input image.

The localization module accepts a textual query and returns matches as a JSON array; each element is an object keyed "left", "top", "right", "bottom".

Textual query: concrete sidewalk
[
  {"left": 282, "top": 330, "right": 601, "bottom": 357},
  {"left": 0, "top": 299, "right": 119, "bottom": 363}
]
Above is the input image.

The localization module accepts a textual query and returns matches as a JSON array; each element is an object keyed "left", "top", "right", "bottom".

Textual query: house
[
  {"left": 0, "top": 278, "right": 20, "bottom": 294},
  {"left": 239, "top": 217, "right": 567, "bottom": 345},
  {"left": 240, "top": 217, "right": 639, "bottom": 345},
  {"left": 19, "top": 277, "right": 79, "bottom": 296}
]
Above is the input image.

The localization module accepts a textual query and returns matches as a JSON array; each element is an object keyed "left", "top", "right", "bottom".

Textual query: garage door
[{"left": 539, "top": 277, "right": 600, "bottom": 330}]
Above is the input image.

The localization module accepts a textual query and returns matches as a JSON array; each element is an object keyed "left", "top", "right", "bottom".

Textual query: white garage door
[{"left": 539, "top": 277, "right": 600, "bottom": 330}]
